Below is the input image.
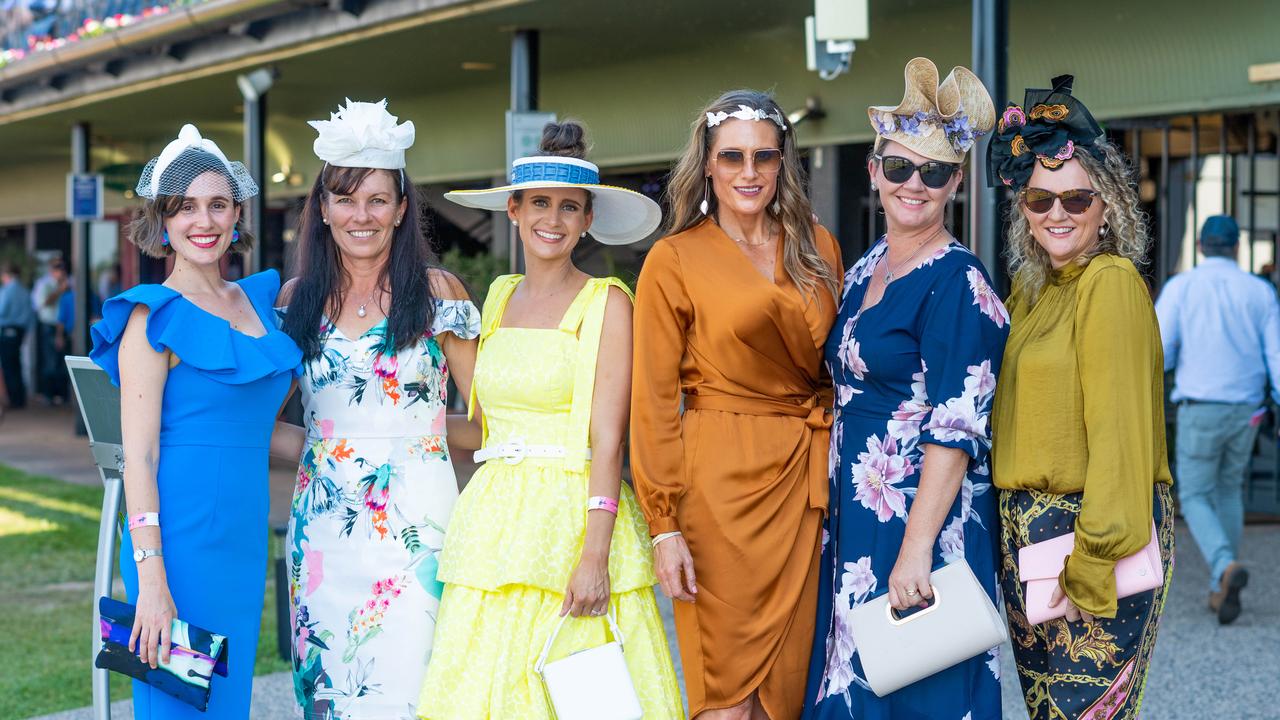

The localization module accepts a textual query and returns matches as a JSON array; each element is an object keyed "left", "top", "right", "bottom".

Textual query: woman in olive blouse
[{"left": 988, "top": 77, "right": 1173, "bottom": 720}]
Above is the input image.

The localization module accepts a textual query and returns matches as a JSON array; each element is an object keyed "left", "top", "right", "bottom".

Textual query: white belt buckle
[{"left": 501, "top": 439, "right": 527, "bottom": 465}]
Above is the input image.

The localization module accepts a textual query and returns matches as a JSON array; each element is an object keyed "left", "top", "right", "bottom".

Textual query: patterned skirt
[{"left": 998, "top": 484, "right": 1174, "bottom": 720}]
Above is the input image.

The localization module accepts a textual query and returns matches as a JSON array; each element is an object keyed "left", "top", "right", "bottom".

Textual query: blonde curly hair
[{"left": 1005, "top": 139, "right": 1150, "bottom": 302}]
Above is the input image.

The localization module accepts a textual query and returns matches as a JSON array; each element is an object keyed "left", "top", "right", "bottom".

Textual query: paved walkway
[{"left": 8, "top": 404, "right": 1279, "bottom": 719}]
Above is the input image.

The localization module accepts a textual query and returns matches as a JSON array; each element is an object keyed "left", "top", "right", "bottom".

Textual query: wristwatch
[{"left": 133, "top": 547, "right": 163, "bottom": 563}]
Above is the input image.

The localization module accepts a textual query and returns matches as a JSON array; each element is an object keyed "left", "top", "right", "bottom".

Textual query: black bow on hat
[{"left": 987, "top": 75, "right": 1105, "bottom": 191}]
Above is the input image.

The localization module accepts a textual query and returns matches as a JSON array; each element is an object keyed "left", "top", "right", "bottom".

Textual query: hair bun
[{"left": 538, "top": 120, "right": 589, "bottom": 159}]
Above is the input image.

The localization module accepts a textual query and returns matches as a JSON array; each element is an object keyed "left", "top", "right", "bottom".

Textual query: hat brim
[{"left": 444, "top": 182, "right": 662, "bottom": 245}]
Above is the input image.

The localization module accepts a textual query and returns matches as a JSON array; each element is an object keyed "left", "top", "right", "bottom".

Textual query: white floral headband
[{"left": 706, "top": 104, "right": 788, "bottom": 131}]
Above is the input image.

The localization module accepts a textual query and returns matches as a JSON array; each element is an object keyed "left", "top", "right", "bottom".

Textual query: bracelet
[
  {"left": 651, "top": 531, "right": 682, "bottom": 547},
  {"left": 587, "top": 496, "right": 619, "bottom": 515},
  {"left": 128, "top": 512, "right": 160, "bottom": 530}
]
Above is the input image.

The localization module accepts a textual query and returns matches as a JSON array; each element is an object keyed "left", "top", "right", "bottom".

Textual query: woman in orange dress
[{"left": 631, "top": 89, "right": 842, "bottom": 720}]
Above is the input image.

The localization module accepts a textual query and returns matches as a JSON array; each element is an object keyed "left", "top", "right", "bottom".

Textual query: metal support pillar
[
  {"left": 969, "top": 0, "right": 1008, "bottom": 293},
  {"left": 810, "top": 146, "right": 840, "bottom": 235},
  {"left": 71, "top": 123, "right": 92, "bottom": 438},
  {"left": 71, "top": 123, "right": 91, "bottom": 358},
  {"left": 511, "top": 29, "right": 538, "bottom": 113},
  {"left": 238, "top": 69, "right": 274, "bottom": 274},
  {"left": 503, "top": 29, "right": 539, "bottom": 274}
]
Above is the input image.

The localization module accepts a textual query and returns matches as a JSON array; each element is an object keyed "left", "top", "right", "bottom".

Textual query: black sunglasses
[
  {"left": 874, "top": 154, "right": 959, "bottom": 189},
  {"left": 1019, "top": 187, "right": 1099, "bottom": 215},
  {"left": 715, "top": 148, "right": 783, "bottom": 174}
]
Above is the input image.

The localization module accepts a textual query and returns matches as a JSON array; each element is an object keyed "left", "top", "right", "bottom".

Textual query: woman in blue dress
[
  {"left": 802, "top": 58, "right": 1008, "bottom": 719},
  {"left": 90, "top": 124, "right": 302, "bottom": 719}
]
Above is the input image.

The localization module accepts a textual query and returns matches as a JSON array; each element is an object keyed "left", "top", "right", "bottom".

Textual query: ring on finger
[{"left": 905, "top": 587, "right": 919, "bottom": 597}]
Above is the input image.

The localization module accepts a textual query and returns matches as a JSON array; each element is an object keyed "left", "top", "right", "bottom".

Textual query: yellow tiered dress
[{"left": 417, "top": 275, "right": 684, "bottom": 720}]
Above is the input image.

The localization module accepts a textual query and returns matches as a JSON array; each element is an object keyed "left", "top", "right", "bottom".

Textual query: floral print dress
[
  {"left": 285, "top": 299, "right": 479, "bottom": 720},
  {"left": 801, "top": 240, "right": 1010, "bottom": 720}
]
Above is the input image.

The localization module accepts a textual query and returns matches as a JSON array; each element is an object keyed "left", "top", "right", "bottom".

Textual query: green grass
[{"left": 0, "top": 465, "right": 290, "bottom": 719}]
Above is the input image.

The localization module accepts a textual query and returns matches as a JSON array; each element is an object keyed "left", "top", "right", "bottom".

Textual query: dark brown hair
[
  {"left": 282, "top": 165, "right": 439, "bottom": 361},
  {"left": 127, "top": 172, "right": 254, "bottom": 259},
  {"left": 511, "top": 120, "right": 594, "bottom": 212}
]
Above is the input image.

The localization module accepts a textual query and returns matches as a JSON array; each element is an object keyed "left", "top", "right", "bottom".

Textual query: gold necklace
[
  {"left": 883, "top": 228, "right": 946, "bottom": 283},
  {"left": 728, "top": 222, "right": 777, "bottom": 247}
]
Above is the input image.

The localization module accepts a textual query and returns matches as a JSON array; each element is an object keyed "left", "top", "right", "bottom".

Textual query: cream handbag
[
  {"left": 849, "top": 558, "right": 1007, "bottom": 697},
  {"left": 534, "top": 610, "right": 643, "bottom": 720}
]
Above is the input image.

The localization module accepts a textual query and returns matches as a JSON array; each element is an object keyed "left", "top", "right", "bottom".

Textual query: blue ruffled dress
[{"left": 90, "top": 269, "right": 302, "bottom": 719}]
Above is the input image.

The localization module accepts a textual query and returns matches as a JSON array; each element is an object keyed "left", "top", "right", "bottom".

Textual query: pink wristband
[
  {"left": 587, "top": 496, "right": 619, "bottom": 515},
  {"left": 128, "top": 512, "right": 159, "bottom": 530}
]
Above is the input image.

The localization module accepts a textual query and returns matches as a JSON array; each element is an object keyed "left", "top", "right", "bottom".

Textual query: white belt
[{"left": 473, "top": 440, "right": 591, "bottom": 465}]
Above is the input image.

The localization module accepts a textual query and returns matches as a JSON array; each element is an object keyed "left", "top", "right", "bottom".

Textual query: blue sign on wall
[{"left": 67, "top": 173, "right": 103, "bottom": 220}]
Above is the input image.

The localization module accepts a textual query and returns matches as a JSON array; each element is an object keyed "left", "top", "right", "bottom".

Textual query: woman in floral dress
[
  {"left": 275, "top": 100, "right": 480, "bottom": 720},
  {"left": 802, "top": 59, "right": 1009, "bottom": 719}
]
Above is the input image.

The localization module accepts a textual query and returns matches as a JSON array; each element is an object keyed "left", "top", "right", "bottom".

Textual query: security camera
[{"left": 805, "top": 0, "right": 868, "bottom": 81}]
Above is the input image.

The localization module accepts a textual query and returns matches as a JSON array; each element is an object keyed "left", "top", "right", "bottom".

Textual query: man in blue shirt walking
[
  {"left": 1155, "top": 216, "right": 1280, "bottom": 624},
  {"left": 0, "top": 262, "right": 34, "bottom": 409}
]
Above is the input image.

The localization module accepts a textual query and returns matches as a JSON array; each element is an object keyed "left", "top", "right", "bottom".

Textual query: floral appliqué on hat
[{"left": 987, "top": 75, "right": 1105, "bottom": 191}]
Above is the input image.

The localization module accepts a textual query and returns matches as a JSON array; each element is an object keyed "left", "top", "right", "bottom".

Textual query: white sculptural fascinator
[
  {"left": 309, "top": 98, "right": 415, "bottom": 171},
  {"left": 136, "top": 124, "right": 258, "bottom": 201}
]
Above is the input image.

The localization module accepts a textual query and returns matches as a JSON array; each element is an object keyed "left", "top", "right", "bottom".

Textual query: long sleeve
[
  {"left": 918, "top": 263, "right": 1010, "bottom": 461},
  {"left": 1259, "top": 289, "right": 1280, "bottom": 405},
  {"left": 630, "top": 239, "right": 693, "bottom": 535},
  {"left": 1153, "top": 276, "right": 1182, "bottom": 373},
  {"left": 1065, "top": 264, "right": 1161, "bottom": 617}
]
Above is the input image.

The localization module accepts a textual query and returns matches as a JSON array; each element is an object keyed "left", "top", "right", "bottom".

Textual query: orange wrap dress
[{"left": 631, "top": 218, "right": 841, "bottom": 719}]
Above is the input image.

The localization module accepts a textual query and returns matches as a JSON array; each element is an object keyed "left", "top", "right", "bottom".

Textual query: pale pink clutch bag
[{"left": 1018, "top": 522, "right": 1162, "bottom": 625}]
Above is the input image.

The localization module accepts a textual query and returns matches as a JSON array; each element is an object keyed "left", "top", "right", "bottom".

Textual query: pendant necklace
[
  {"left": 355, "top": 287, "right": 379, "bottom": 318},
  {"left": 883, "top": 227, "right": 946, "bottom": 284}
]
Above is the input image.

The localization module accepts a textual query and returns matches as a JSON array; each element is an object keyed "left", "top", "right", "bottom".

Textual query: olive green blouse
[{"left": 991, "top": 253, "right": 1173, "bottom": 618}]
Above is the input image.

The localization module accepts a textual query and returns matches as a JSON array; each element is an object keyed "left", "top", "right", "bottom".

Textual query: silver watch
[{"left": 133, "top": 547, "right": 163, "bottom": 563}]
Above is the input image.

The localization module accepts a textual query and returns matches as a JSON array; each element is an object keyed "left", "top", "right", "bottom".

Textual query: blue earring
[
  {"left": 162, "top": 230, "right": 170, "bottom": 246},
  {"left": 232, "top": 230, "right": 240, "bottom": 244}
]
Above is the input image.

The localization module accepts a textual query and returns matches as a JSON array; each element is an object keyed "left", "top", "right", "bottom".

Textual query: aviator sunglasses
[
  {"left": 874, "top": 154, "right": 959, "bottom": 189},
  {"left": 715, "top": 148, "right": 783, "bottom": 174},
  {"left": 1019, "top": 187, "right": 1100, "bottom": 215}
]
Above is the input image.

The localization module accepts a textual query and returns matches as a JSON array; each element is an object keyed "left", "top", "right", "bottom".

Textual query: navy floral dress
[{"left": 802, "top": 239, "right": 1010, "bottom": 720}]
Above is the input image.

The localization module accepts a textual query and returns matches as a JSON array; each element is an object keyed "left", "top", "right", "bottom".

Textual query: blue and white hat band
[
  {"left": 511, "top": 156, "right": 601, "bottom": 185},
  {"left": 443, "top": 154, "right": 661, "bottom": 245}
]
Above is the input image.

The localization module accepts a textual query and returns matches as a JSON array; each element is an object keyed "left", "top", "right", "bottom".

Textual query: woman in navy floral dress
[{"left": 802, "top": 58, "right": 1009, "bottom": 719}]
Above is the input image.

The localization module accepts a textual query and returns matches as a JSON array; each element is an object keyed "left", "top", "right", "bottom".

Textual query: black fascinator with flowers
[{"left": 987, "top": 75, "right": 1105, "bottom": 191}]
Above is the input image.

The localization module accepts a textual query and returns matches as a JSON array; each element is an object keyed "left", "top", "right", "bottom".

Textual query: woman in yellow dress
[{"left": 417, "top": 121, "right": 683, "bottom": 719}]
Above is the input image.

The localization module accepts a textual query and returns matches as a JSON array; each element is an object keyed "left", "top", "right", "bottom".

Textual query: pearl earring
[{"left": 512, "top": 219, "right": 518, "bottom": 227}]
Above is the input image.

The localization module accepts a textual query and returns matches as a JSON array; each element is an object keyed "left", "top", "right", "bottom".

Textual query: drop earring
[
  {"left": 870, "top": 182, "right": 878, "bottom": 191},
  {"left": 231, "top": 230, "right": 240, "bottom": 244},
  {"left": 161, "top": 230, "right": 170, "bottom": 246},
  {"left": 771, "top": 197, "right": 781, "bottom": 214},
  {"left": 699, "top": 177, "right": 710, "bottom": 215},
  {"left": 948, "top": 192, "right": 957, "bottom": 202}
]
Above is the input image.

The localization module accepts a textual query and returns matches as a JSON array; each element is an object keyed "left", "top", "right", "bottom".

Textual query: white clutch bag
[
  {"left": 849, "top": 558, "right": 1007, "bottom": 697},
  {"left": 534, "top": 610, "right": 643, "bottom": 720}
]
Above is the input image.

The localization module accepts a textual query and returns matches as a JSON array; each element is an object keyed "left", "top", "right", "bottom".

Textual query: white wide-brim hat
[{"left": 444, "top": 156, "right": 661, "bottom": 245}]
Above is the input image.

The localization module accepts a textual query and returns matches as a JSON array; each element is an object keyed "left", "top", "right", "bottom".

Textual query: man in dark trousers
[{"left": 0, "top": 262, "right": 33, "bottom": 409}]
